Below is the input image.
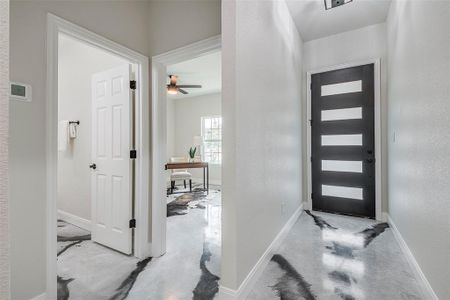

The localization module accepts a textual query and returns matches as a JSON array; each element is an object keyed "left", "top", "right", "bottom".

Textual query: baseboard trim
[
  {"left": 191, "top": 177, "right": 221, "bottom": 186},
  {"left": 218, "top": 203, "right": 304, "bottom": 300},
  {"left": 30, "top": 292, "right": 46, "bottom": 300},
  {"left": 218, "top": 286, "right": 238, "bottom": 300},
  {"left": 57, "top": 210, "right": 91, "bottom": 231},
  {"left": 384, "top": 212, "right": 438, "bottom": 300}
]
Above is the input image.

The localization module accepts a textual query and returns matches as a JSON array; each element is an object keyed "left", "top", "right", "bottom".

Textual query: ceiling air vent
[{"left": 324, "top": 0, "right": 353, "bottom": 10}]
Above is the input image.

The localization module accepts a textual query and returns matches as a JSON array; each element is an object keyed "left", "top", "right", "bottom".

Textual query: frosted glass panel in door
[
  {"left": 321, "top": 107, "right": 362, "bottom": 121},
  {"left": 321, "top": 80, "right": 362, "bottom": 96},
  {"left": 322, "top": 185, "right": 363, "bottom": 200},
  {"left": 321, "top": 134, "right": 363, "bottom": 146},
  {"left": 321, "top": 160, "right": 363, "bottom": 173}
]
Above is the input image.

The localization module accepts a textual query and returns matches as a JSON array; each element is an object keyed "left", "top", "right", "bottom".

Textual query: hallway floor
[
  {"left": 247, "top": 210, "right": 425, "bottom": 300},
  {"left": 57, "top": 183, "right": 221, "bottom": 300}
]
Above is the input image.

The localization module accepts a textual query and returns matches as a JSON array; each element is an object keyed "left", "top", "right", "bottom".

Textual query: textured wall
[
  {"left": 148, "top": 0, "right": 221, "bottom": 56},
  {"left": 0, "top": 1, "right": 10, "bottom": 299},
  {"left": 10, "top": 2, "right": 150, "bottom": 299},
  {"left": 10, "top": 1, "right": 221, "bottom": 298},
  {"left": 221, "top": 0, "right": 303, "bottom": 289},
  {"left": 386, "top": 1, "right": 450, "bottom": 298}
]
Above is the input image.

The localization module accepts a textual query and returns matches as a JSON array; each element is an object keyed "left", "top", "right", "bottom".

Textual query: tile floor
[
  {"left": 57, "top": 182, "right": 221, "bottom": 300},
  {"left": 247, "top": 210, "right": 425, "bottom": 300}
]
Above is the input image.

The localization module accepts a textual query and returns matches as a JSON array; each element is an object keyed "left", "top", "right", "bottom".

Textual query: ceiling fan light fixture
[
  {"left": 324, "top": 0, "right": 353, "bottom": 10},
  {"left": 167, "top": 85, "right": 178, "bottom": 95}
]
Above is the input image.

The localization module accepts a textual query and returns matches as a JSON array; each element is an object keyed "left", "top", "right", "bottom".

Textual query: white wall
[
  {"left": 303, "top": 23, "right": 388, "bottom": 211},
  {"left": 9, "top": 2, "right": 150, "bottom": 299},
  {"left": 386, "top": 1, "right": 450, "bottom": 299},
  {"left": 0, "top": 1, "right": 10, "bottom": 299},
  {"left": 10, "top": 0, "right": 221, "bottom": 298},
  {"left": 57, "top": 34, "right": 128, "bottom": 222},
  {"left": 148, "top": 0, "right": 221, "bottom": 56},
  {"left": 222, "top": 0, "right": 303, "bottom": 290},
  {"left": 167, "top": 93, "right": 222, "bottom": 183}
]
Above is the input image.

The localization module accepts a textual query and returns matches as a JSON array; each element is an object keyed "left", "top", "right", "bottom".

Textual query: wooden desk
[{"left": 165, "top": 162, "right": 209, "bottom": 194}]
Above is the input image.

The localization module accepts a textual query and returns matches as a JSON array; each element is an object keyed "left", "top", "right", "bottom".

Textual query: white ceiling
[
  {"left": 167, "top": 51, "right": 221, "bottom": 99},
  {"left": 286, "top": 0, "right": 391, "bottom": 42}
]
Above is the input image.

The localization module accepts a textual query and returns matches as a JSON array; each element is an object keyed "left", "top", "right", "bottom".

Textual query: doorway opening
[
  {"left": 46, "top": 14, "right": 150, "bottom": 299},
  {"left": 306, "top": 60, "right": 382, "bottom": 220},
  {"left": 165, "top": 51, "right": 222, "bottom": 296},
  {"left": 151, "top": 36, "right": 222, "bottom": 299}
]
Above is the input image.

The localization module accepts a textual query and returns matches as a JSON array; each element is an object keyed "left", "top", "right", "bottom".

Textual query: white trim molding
[
  {"left": 306, "top": 59, "right": 383, "bottom": 221},
  {"left": 151, "top": 35, "right": 221, "bottom": 257},
  {"left": 46, "top": 13, "right": 150, "bottom": 299},
  {"left": 57, "top": 210, "right": 92, "bottom": 231},
  {"left": 30, "top": 293, "right": 46, "bottom": 300},
  {"left": 384, "top": 213, "right": 439, "bottom": 300},
  {"left": 218, "top": 204, "right": 304, "bottom": 300},
  {"left": 191, "top": 178, "right": 222, "bottom": 186}
]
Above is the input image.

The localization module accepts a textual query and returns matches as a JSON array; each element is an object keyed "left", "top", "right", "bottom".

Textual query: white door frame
[
  {"left": 46, "top": 14, "right": 150, "bottom": 298},
  {"left": 151, "top": 36, "right": 221, "bottom": 256},
  {"left": 306, "top": 58, "right": 382, "bottom": 221}
]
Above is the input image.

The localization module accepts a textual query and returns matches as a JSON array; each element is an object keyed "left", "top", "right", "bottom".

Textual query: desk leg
[
  {"left": 207, "top": 165, "right": 209, "bottom": 194},
  {"left": 203, "top": 167, "right": 206, "bottom": 190}
]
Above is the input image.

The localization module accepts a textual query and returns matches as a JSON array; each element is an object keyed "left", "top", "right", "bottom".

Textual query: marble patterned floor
[
  {"left": 57, "top": 182, "right": 221, "bottom": 300},
  {"left": 247, "top": 210, "right": 426, "bottom": 300}
]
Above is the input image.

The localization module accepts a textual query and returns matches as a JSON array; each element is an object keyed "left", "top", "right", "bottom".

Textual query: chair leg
[
  {"left": 184, "top": 180, "right": 186, "bottom": 188},
  {"left": 189, "top": 179, "right": 192, "bottom": 192},
  {"left": 171, "top": 181, "right": 175, "bottom": 194}
]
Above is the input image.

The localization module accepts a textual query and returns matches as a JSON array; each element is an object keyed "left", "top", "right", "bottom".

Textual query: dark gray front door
[{"left": 311, "top": 64, "right": 375, "bottom": 218}]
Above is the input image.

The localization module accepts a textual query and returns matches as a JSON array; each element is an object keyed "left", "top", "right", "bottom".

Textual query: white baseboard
[
  {"left": 191, "top": 177, "right": 221, "bottom": 186},
  {"left": 30, "top": 292, "right": 46, "bottom": 300},
  {"left": 384, "top": 213, "right": 438, "bottom": 300},
  {"left": 218, "top": 203, "right": 304, "bottom": 300},
  {"left": 218, "top": 286, "right": 239, "bottom": 300},
  {"left": 57, "top": 210, "right": 91, "bottom": 231}
]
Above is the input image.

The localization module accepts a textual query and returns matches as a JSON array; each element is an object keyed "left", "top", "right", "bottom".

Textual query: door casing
[
  {"left": 306, "top": 59, "right": 382, "bottom": 221},
  {"left": 46, "top": 14, "right": 150, "bottom": 299}
]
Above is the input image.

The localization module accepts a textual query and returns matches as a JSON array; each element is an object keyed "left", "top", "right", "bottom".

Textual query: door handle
[
  {"left": 89, "top": 163, "right": 97, "bottom": 170},
  {"left": 366, "top": 158, "right": 374, "bottom": 163}
]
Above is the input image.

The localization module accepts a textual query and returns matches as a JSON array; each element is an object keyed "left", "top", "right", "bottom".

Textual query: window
[{"left": 202, "top": 116, "right": 222, "bottom": 164}]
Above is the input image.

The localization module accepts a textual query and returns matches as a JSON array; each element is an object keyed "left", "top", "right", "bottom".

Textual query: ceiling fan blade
[
  {"left": 177, "top": 85, "right": 202, "bottom": 88},
  {"left": 178, "top": 88, "right": 188, "bottom": 94}
]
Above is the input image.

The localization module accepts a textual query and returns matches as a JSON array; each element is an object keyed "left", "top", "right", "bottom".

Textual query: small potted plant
[{"left": 188, "top": 147, "right": 197, "bottom": 163}]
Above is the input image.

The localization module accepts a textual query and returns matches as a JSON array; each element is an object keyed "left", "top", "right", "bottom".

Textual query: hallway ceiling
[
  {"left": 286, "top": 0, "right": 391, "bottom": 41},
  {"left": 167, "top": 51, "right": 221, "bottom": 99}
]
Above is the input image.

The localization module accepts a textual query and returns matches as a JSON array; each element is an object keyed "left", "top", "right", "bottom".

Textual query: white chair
[{"left": 170, "top": 157, "right": 192, "bottom": 194}]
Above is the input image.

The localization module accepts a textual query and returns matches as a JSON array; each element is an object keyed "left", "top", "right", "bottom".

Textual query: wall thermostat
[{"left": 10, "top": 82, "right": 32, "bottom": 102}]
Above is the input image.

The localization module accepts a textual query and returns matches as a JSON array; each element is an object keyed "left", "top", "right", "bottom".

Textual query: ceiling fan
[{"left": 167, "top": 75, "right": 202, "bottom": 95}]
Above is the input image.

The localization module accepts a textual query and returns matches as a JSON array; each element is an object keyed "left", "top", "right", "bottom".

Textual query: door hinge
[
  {"left": 309, "top": 119, "right": 313, "bottom": 126},
  {"left": 311, "top": 193, "right": 314, "bottom": 200},
  {"left": 130, "top": 150, "right": 137, "bottom": 159},
  {"left": 129, "top": 219, "right": 136, "bottom": 228},
  {"left": 310, "top": 157, "right": 312, "bottom": 163},
  {"left": 130, "top": 80, "right": 136, "bottom": 90}
]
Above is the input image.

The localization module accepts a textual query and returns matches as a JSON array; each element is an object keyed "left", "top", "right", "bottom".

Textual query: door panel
[
  {"left": 311, "top": 64, "right": 375, "bottom": 218},
  {"left": 91, "top": 64, "right": 132, "bottom": 254}
]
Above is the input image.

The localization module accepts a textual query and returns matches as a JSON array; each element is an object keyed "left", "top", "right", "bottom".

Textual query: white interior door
[{"left": 91, "top": 64, "right": 132, "bottom": 254}]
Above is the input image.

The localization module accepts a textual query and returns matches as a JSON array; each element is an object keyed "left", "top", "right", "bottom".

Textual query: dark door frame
[{"left": 306, "top": 59, "right": 382, "bottom": 221}]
